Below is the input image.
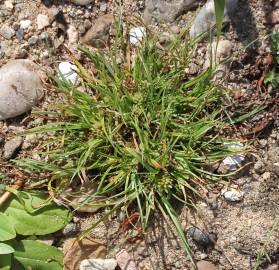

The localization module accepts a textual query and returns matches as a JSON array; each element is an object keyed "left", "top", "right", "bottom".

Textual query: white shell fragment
[
  {"left": 129, "top": 27, "right": 146, "bottom": 46},
  {"left": 222, "top": 188, "right": 244, "bottom": 202},
  {"left": 58, "top": 61, "right": 79, "bottom": 85},
  {"left": 222, "top": 142, "right": 245, "bottom": 170}
]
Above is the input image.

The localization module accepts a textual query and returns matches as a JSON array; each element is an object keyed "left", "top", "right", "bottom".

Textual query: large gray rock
[
  {"left": 190, "top": 0, "right": 238, "bottom": 38},
  {"left": 144, "top": 0, "right": 197, "bottom": 23},
  {"left": 0, "top": 60, "right": 43, "bottom": 120},
  {"left": 80, "top": 259, "right": 117, "bottom": 270},
  {"left": 81, "top": 14, "right": 114, "bottom": 48}
]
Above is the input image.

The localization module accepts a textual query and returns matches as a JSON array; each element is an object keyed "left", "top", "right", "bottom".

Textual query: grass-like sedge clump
[{"left": 18, "top": 22, "right": 243, "bottom": 267}]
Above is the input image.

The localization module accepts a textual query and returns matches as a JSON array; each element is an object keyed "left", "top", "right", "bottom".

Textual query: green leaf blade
[
  {"left": 0, "top": 243, "right": 15, "bottom": 255},
  {"left": 1, "top": 192, "right": 72, "bottom": 236},
  {"left": 11, "top": 240, "right": 63, "bottom": 270},
  {"left": 0, "top": 213, "right": 16, "bottom": 241}
]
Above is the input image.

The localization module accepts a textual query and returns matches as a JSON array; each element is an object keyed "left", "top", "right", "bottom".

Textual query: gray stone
[
  {"left": 204, "top": 40, "right": 232, "bottom": 68},
  {"left": 80, "top": 259, "right": 117, "bottom": 270},
  {"left": 188, "top": 227, "right": 214, "bottom": 249},
  {"left": 190, "top": 0, "right": 238, "bottom": 38},
  {"left": 0, "top": 25, "right": 15, "bottom": 39},
  {"left": 2, "top": 137, "right": 23, "bottom": 160},
  {"left": 22, "top": 134, "right": 39, "bottom": 150},
  {"left": 62, "top": 223, "right": 78, "bottom": 236},
  {"left": 69, "top": 0, "right": 94, "bottom": 5},
  {"left": 28, "top": 36, "right": 39, "bottom": 46},
  {"left": 15, "top": 29, "right": 24, "bottom": 41},
  {"left": 144, "top": 0, "right": 197, "bottom": 23},
  {"left": 81, "top": 14, "right": 114, "bottom": 48},
  {"left": 0, "top": 60, "right": 43, "bottom": 120}
]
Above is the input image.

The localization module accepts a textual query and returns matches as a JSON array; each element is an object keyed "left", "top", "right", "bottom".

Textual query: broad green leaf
[
  {"left": 0, "top": 254, "right": 11, "bottom": 270},
  {"left": 0, "top": 243, "right": 14, "bottom": 255},
  {"left": 1, "top": 192, "right": 72, "bottom": 235},
  {"left": 0, "top": 213, "right": 16, "bottom": 241},
  {"left": 214, "top": 0, "right": 225, "bottom": 41},
  {"left": 10, "top": 240, "right": 62, "bottom": 270}
]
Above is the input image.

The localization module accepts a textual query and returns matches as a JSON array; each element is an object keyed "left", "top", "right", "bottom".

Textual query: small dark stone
[
  {"left": 188, "top": 227, "right": 215, "bottom": 249},
  {"left": 15, "top": 29, "right": 24, "bottom": 41}
]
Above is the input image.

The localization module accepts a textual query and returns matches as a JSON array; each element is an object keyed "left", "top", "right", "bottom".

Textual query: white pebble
[
  {"left": 20, "top": 20, "right": 32, "bottom": 30},
  {"left": 58, "top": 62, "right": 79, "bottom": 85},
  {"left": 129, "top": 27, "right": 146, "bottom": 46},
  {"left": 222, "top": 142, "right": 245, "bottom": 170},
  {"left": 222, "top": 188, "right": 244, "bottom": 202}
]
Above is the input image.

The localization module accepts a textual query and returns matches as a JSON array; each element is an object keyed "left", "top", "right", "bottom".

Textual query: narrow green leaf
[
  {"left": 214, "top": 0, "right": 225, "bottom": 41},
  {"left": 0, "top": 213, "right": 16, "bottom": 241}
]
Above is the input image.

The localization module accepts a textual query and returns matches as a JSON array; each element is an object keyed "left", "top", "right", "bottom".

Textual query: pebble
[
  {"left": 58, "top": 62, "right": 79, "bottom": 85},
  {"left": 0, "top": 60, "right": 43, "bottom": 120},
  {"left": 69, "top": 0, "right": 94, "bottom": 5},
  {"left": 0, "top": 25, "right": 15, "bottom": 39},
  {"left": 81, "top": 14, "right": 114, "bottom": 48},
  {"left": 15, "top": 48, "right": 28, "bottom": 59},
  {"left": 129, "top": 27, "right": 146, "bottom": 46},
  {"left": 79, "top": 258, "right": 117, "bottom": 270},
  {"left": 197, "top": 260, "right": 218, "bottom": 270},
  {"left": 37, "top": 14, "right": 50, "bottom": 30},
  {"left": 116, "top": 249, "right": 137, "bottom": 270},
  {"left": 204, "top": 40, "right": 233, "bottom": 68},
  {"left": 20, "top": 20, "right": 32, "bottom": 30},
  {"left": 222, "top": 142, "right": 245, "bottom": 170},
  {"left": 67, "top": 25, "right": 79, "bottom": 44},
  {"left": 62, "top": 223, "right": 78, "bottom": 237},
  {"left": 100, "top": 3, "right": 107, "bottom": 12},
  {"left": 28, "top": 36, "right": 39, "bottom": 46},
  {"left": 4, "top": 0, "right": 13, "bottom": 11},
  {"left": 188, "top": 227, "right": 214, "bottom": 249},
  {"left": 84, "top": 19, "right": 92, "bottom": 30},
  {"left": 2, "top": 137, "right": 23, "bottom": 160},
  {"left": 22, "top": 134, "right": 39, "bottom": 150},
  {"left": 190, "top": 0, "right": 239, "bottom": 38},
  {"left": 144, "top": 0, "right": 197, "bottom": 23},
  {"left": 222, "top": 188, "right": 244, "bottom": 202},
  {"left": 15, "top": 29, "right": 24, "bottom": 41}
]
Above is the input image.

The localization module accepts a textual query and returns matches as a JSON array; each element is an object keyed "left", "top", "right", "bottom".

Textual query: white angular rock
[
  {"left": 67, "top": 25, "right": 79, "bottom": 44},
  {"left": 0, "top": 60, "right": 43, "bottom": 120},
  {"left": 37, "top": 14, "right": 50, "bottom": 30},
  {"left": 190, "top": 0, "right": 238, "bottom": 38},
  {"left": 20, "top": 20, "right": 32, "bottom": 30},
  {"left": 80, "top": 259, "right": 117, "bottom": 270},
  {"left": 58, "top": 62, "right": 79, "bottom": 85},
  {"left": 129, "top": 27, "right": 146, "bottom": 46},
  {"left": 222, "top": 142, "right": 245, "bottom": 170},
  {"left": 222, "top": 188, "right": 244, "bottom": 202},
  {"left": 69, "top": 0, "right": 94, "bottom": 5},
  {"left": 4, "top": 0, "right": 13, "bottom": 11}
]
